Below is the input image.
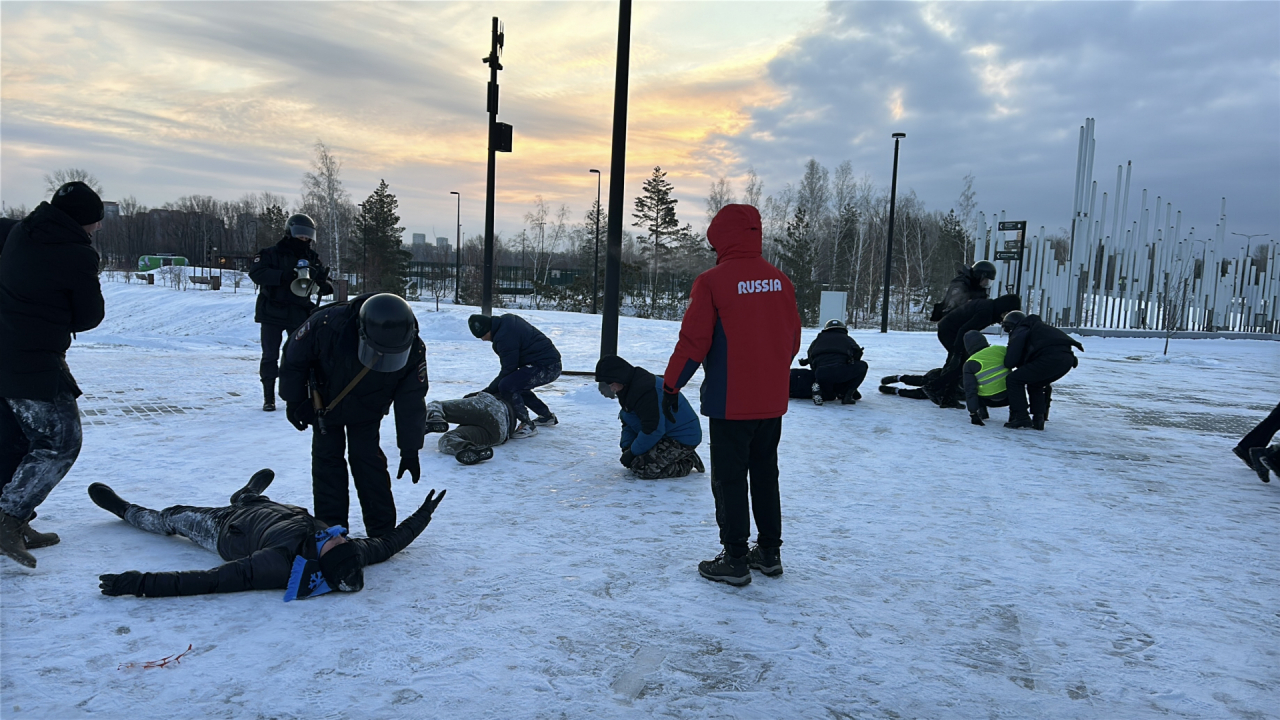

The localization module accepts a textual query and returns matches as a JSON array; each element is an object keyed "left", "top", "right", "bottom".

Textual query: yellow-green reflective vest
[{"left": 969, "top": 345, "right": 1008, "bottom": 397}]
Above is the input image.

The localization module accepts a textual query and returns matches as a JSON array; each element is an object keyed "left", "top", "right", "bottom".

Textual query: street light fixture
[
  {"left": 589, "top": 169, "right": 602, "bottom": 314},
  {"left": 880, "top": 132, "right": 906, "bottom": 333},
  {"left": 450, "top": 191, "right": 461, "bottom": 304}
]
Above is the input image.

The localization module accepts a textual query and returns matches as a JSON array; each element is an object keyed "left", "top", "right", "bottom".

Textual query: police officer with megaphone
[{"left": 250, "top": 213, "right": 334, "bottom": 411}]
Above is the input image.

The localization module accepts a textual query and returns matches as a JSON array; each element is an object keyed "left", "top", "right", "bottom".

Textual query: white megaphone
[{"left": 290, "top": 259, "right": 317, "bottom": 297}]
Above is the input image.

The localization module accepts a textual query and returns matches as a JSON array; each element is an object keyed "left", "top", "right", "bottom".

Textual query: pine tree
[
  {"left": 778, "top": 205, "right": 819, "bottom": 325},
  {"left": 355, "top": 180, "right": 409, "bottom": 295},
  {"left": 632, "top": 166, "right": 680, "bottom": 314}
]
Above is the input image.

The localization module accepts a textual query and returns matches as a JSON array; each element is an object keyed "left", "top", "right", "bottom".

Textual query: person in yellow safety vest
[{"left": 961, "top": 330, "right": 1009, "bottom": 426}]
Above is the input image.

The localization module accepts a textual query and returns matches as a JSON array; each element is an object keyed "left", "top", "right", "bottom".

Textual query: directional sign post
[{"left": 997, "top": 220, "right": 1027, "bottom": 298}]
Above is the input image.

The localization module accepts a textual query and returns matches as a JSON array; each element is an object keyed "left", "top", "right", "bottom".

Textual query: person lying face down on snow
[
  {"left": 88, "top": 470, "right": 445, "bottom": 600},
  {"left": 878, "top": 368, "right": 962, "bottom": 404},
  {"left": 595, "top": 355, "right": 705, "bottom": 479},
  {"left": 423, "top": 390, "right": 520, "bottom": 466}
]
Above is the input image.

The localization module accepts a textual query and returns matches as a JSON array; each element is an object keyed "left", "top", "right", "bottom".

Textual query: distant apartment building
[{"left": 437, "top": 237, "right": 450, "bottom": 251}]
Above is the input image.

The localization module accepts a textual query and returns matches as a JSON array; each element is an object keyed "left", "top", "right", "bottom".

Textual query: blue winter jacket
[
  {"left": 485, "top": 314, "right": 561, "bottom": 388},
  {"left": 621, "top": 376, "right": 702, "bottom": 456}
]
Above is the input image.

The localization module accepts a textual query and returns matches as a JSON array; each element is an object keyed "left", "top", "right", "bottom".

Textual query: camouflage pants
[
  {"left": 123, "top": 504, "right": 234, "bottom": 556},
  {"left": 429, "top": 395, "right": 510, "bottom": 456},
  {"left": 0, "top": 393, "right": 82, "bottom": 521},
  {"left": 628, "top": 437, "right": 703, "bottom": 480}
]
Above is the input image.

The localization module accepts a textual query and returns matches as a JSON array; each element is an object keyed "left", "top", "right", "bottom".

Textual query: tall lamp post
[
  {"left": 600, "top": 0, "right": 632, "bottom": 360},
  {"left": 589, "top": 168, "right": 602, "bottom": 314},
  {"left": 450, "top": 191, "right": 461, "bottom": 304},
  {"left": 880, "top": 132, "right": 906, "bottom": 333}
]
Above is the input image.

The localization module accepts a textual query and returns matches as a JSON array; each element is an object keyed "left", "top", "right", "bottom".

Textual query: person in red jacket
[{"left": 661, "top": 204, "right": 801, "bottom": 586}]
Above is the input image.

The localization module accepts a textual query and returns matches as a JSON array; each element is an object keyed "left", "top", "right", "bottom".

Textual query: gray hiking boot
[
  {"left": 746, "top": 545, "right": 783, "bottom": 577},
  {"left": 698, "top": 550, "right": 751, "bottom": 586},
  {"left": 511, "top": 422, "right": 538, "bottom": 439},
  {"left": 532, "top": 413, "right": 558, "bottom": 427},
  {"left": 0, "top": 512, "right": 36, "bottom": 568}
]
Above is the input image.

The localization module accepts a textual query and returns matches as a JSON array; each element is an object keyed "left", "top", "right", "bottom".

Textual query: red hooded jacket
[{"left": 662, "top": 204, "right": 801, "bottom": 420}]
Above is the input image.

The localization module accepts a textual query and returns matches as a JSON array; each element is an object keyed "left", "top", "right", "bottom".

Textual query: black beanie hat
[
  {"left": 992, "top": 294, "right": 1021, "bottom": 317},
  {"left": 319, "top": 542, "right": 364, "bottom": 593},
  {"left": 51, "top": 181, "right": 105, "bottom": 226},
  {"left": 594, "top": 355, "right": 635, "bottom": 385},
  {"left": 468, "top": 314, "right": 493, "bottom": 338}
]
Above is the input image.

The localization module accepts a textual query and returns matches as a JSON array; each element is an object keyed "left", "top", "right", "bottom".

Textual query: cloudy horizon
[{"left": 2, "top": 1, "right": 1277, "bottom": 250}]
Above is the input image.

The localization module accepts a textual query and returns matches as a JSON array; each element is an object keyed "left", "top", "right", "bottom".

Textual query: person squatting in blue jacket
[
  {"left": 468, "top": 313, "right": 562, "bottom": 436},
  {"left": 595, "top": 356, "right": 704, "bottom": 480}
]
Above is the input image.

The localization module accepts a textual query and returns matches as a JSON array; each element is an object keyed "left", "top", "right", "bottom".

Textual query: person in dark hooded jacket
[
  {"left": 0, "top": 182, "right": 106, "bottom": 568},
  {"left": 87, "top": 470, "right": 445, "bottom": 599},
  {"left": 925, "top": 294, "right": 1021, "bottom": 407},
  {"left": 469, "top": 313, "right": 562, "bottom": 433},
  {"left": 930, "top": 261, "right": 996, "bottom": 321},
  {"left": 960, "top": 330, "right": 1010, "bottom": 426},
  {"left": 1000, "top": 311, "right": 1083, "bottom": 430},
  {"left": 278, "top": 294, "right": 427, "bottom": 538},
  {"left": 595, "top": 356, "right": 704, "bottom": 479},
  {"left": 249, "top": 214, "right": 334, "bottom": 412},
  {"left": 798, "top": 319, "right": 867, "bottom": 405}
]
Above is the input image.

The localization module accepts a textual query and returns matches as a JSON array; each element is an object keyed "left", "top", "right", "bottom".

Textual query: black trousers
[
  {"left": 1007, "top": 352, "right": 1075, "bottom": 419},
  {"left": 312, "top": 420, "right": 396, "bottom": 537},
  {"left": 259, "top": 323, "right": 295, "bottom": 384},
  {"left": 1238, "top": 400, "right": 1280, "bottom": 450},
  {"left": 814, "top": 361, "right": 868, "bottom": 401},
  {"left": 709, "top": 417, "right": 782, "bottom": 558}
]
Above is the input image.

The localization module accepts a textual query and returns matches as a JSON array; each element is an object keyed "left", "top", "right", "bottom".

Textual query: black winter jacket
[
  {"left": 131, "top": 493, "right": 439, "bottom": 597},
  {"left": 278, "top": 295, "right": 428, "bottom": 451},
  {"left": 937, "top": 295, "right": 1021, "bottom": 354},
  {"left": 803, "top": 327, "right": 863, "bottom": 369},
  {"left": 249, "top": 237, "right": 333, "bottom": 329},
  {"left": 932, "top": 265, "right": 991, "bottom": 321},
  {"left": 0, "top": 203, "right": 104, "bottom": 400},
  {"left": 1004, "top": 315, "right": 1084, "bottom": 369},
  {"left": 482, "top": 314, "right": 561, "bottom": 392},
  {"left": 0, "top": 217, "right": 19, "bottom": 254}
]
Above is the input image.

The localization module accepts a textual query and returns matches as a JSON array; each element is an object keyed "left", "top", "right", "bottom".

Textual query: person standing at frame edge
[
  {"left": 250, "top": 213, "right": 333, "bottom": 412},
  {"left": 0, "top": 181, "right": 106, "bottom": 568},
  {"left": 660, "top": 204, "right": 801, "bottom": 586}
]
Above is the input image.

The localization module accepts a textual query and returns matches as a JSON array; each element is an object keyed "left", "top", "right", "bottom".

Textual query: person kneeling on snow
[
  {"left": 595, "top": 356, "right": 705, "bottom": 479},
  {"left": 1001, "top": 311, "right": 1084, "bottom": 430},
  {"left": 88, "top": 470, "right": 444, "bottom": 600},
  {"left": 424, "top": 391, "right": 518, "bottom": 466},
  {"left": 797, "top": 319, "right": 867, "bottom": 405},
  {"left": 960, "top": 330, "right": 1010, "bottom": 426}
]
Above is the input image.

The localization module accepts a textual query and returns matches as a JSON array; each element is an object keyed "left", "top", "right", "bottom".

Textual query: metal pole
[
  {"left": 482, "top": 16, "right": 502, "bottom": 316},
  {"left": 600, "top": 0, "right": 631, "bottom": 359},
  {"left": 880, "top": 132, "right": 905, "bottom": 333},
  {"left": 450, "top": 191, "right": 461, "bottom": 304},
  {"left": 590, "top": 169, "right": 601, "bottom": 314}
]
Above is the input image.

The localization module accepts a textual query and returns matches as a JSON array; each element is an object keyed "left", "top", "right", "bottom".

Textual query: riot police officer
[
  {"left": 250, "top": 213, "right": 334, "bottom": 411},
  {"left": 278, "top": 293, "right": 427, "bottom": 538}
]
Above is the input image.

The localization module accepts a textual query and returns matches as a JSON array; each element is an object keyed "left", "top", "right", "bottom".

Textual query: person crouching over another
[
  {"left": 88, "top": 470, "right": 444, "bottom": 599},
  {"left": 798, "top": 319, "right": 867, "bottom": 405},
  {"left": 596, "top": 356, "right": 705, "bottom": 479},
  {"left": 960, "top": 330, "right": 1010, "bottom": 426},
  {"left": 1000, "top": 311, "right": 1084, "bottom": 430}
]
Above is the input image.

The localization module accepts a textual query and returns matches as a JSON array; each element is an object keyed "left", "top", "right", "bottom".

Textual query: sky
[{"left": 2, "top": 1, "right": 1277, "bottom": 248}]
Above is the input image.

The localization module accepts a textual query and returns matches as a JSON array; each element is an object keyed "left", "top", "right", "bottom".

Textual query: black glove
[
  {"left": 286, "top": 402, "right": 313, "bottom": 432},
  {"left": 397, "top": 453, "right": 421, "bottom": 484},
  {"left": 417, "top": 488, "right": 447, "bottom": 518},
  {"left": 281, "top": 268, "right": 297, "bottom": 284},
  {"left": 99, "top": 571, "right": 145, "bottom": 597},
  {"left": 620, "top": 450, "right": 635, "bottom": 468},
  {"left": 798, "top": 357, "right": 809, "bottom": 366},
  {"left": 969, "top": 412, "right": 985, "bottom": 426},
  {"left": 662, "top": 388, "right": 680, "bottom": 424}
]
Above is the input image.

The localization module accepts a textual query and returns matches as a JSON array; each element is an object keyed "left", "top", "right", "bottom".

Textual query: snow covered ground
[{"left": 2, "top": 279, "right": 1278, "bottom": 719}]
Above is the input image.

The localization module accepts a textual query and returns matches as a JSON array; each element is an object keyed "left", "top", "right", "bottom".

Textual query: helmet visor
[
  {"left": 289, "top": 224, "right": 317, "bottom": 241},
  {"left": 358, "top": 338, "right": 411, "bottom": 372}
]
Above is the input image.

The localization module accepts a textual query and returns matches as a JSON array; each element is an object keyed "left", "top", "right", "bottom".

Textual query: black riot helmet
[
  {"left": 823, "top": 319, "right": 846, "bottom": 331},
  {"left": 1001, "top": 310, "right": 1026, "bottom": 333},
  {"left": 972, "top": 260, "right": 997, "bottom": 282},
  {"left": 357, "top": 294, "right": 418, "bottom": 372},
  {"left": 286, "top": 213, "right": 318, "bottom": 242}
]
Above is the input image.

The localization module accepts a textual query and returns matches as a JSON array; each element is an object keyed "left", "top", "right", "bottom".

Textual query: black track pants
[
  {"left": 1238, "top": 400, "right": 1280, "bottom": 450},
  {"left": 259, "top": 323, "right": 294, "bottom": 384},
  {"left": 709, "top": 417, "right": 782, "bottom": 558}
]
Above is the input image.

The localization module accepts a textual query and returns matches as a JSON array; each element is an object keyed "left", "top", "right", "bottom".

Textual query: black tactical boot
[
  {"left": 0, "top": 513, "right": 36, "bottom": 568},
  {"left": 262, "top": 381, "right": 276, "bottom": 412},
  {"left": 811, "top": 382, "right": 823, "bottom": 406},
  {"left": 88, "top": 483, "right": 131, "bottom": 520},
  {"left": 698, "top": 550, "right": 751, "bottom": 585},
  {"left": 746, "top": 545, "right": 783, "bottom": 577},
  {"left": 1005, "top": 414, "right": 1034, "bottom": 430},
  {"left": 456, "top": 447, "right": 494, "bottom": 466},
  {"left": 841, "top": 387, "right": 860, "bottom": 405},
  {"left": 1032, "top": 415, "right": 1046, "bottom": 431},
  {"left": 878, "top": 385, "right": 898, "bottom": 395},
  {"left": 231, "top": 468, "right": 275, "bottom": 504},
  {"left": 880, "top": 375, "right": 899, "bottom": 385}
]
